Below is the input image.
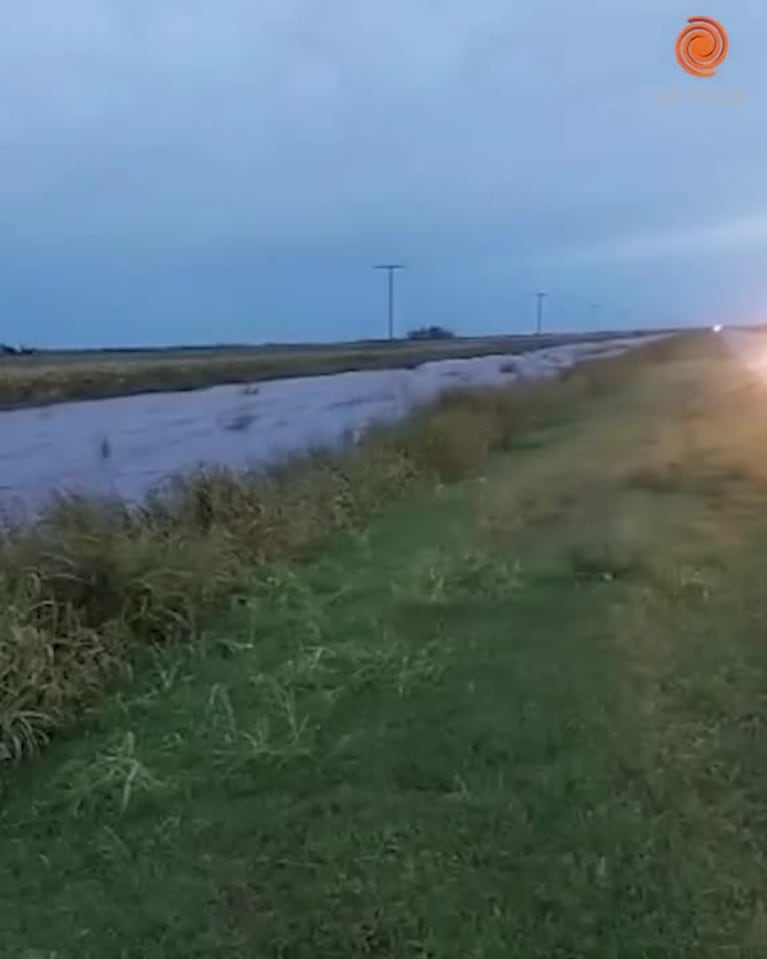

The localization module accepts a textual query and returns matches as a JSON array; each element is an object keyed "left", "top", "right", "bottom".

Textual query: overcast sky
[{"left": 0, "top": 0, "right": 765, "bottom": 347}]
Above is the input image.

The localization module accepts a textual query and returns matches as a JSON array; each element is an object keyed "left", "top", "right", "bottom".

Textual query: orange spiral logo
[{"left": 675, "top": 16, "right": 729, "bottom": 77}]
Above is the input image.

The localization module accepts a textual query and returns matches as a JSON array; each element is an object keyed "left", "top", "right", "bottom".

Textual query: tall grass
[{"left": 0, "top": 336, "right": 689, "bottom": 765}]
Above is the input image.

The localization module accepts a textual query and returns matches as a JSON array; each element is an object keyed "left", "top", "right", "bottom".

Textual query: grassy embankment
[
  {"left": 5, "top": 332, "right": 767, "bottom": 956},
  {"left": 0, "top": 331, "right": 639, "bottom": 410}
]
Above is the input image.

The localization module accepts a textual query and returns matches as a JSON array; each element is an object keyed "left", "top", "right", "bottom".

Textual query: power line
[{"left": 374, "top": 264, "right": 405, "bottom": 340}]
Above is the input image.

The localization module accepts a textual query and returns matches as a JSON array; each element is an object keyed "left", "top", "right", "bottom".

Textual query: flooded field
[{"left": 0, "top": 335, "right": 662, "bottom": 515}]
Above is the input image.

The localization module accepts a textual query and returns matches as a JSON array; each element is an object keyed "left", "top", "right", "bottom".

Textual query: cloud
[
  {"left": 484, "top": 213, "right": 767, "bottom": 274},
  {"left": 0, "top": 0, "right": 764, "bottom": 345},
  {"left": 565, "top": 215, "right": 767, "bottom": 266}
]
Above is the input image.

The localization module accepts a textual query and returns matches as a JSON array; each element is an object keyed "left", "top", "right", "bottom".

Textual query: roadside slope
[{"left": 3, "top": 336, "right": 767, "bottom": 957}]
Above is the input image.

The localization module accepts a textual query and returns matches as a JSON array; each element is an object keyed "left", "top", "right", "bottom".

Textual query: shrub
[{"left": 406, "top": 325, "right": 455, "bottom": 341}]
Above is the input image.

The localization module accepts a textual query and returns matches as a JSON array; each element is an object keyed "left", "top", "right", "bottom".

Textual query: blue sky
[{"left": 0, "top": 0, "right": 765, "bottom": 347}]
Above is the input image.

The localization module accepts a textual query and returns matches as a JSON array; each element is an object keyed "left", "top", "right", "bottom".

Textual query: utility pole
[
  {"left": 374, "top": 264, "right": 405, "bottom": 340},
  {"left": 535, "top": 292, "right": 547, "bottom": 336}
]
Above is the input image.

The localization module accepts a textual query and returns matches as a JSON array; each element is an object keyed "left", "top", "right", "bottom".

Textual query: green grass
[
  {"left": 0, "top": 331, "right": 646, "bottom": 410},
  {"left": 6, "top": 331, "right": 767, "bottom": 956}
]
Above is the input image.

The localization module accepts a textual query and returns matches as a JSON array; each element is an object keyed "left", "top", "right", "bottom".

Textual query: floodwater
[{"left": 0, "top": 335, "right": 664, "bottom": 514}]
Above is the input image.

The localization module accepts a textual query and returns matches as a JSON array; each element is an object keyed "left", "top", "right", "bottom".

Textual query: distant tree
[
  {"left": 406, "top": 325, "right": 455, "bottom": 341},
  {"left": 0, "top": 344, "right": 18, "bottom": 355}
]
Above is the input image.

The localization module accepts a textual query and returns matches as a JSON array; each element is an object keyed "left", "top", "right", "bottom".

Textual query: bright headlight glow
[{"left": 713, "top": 324, "right": 723, "bottom": 333}]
